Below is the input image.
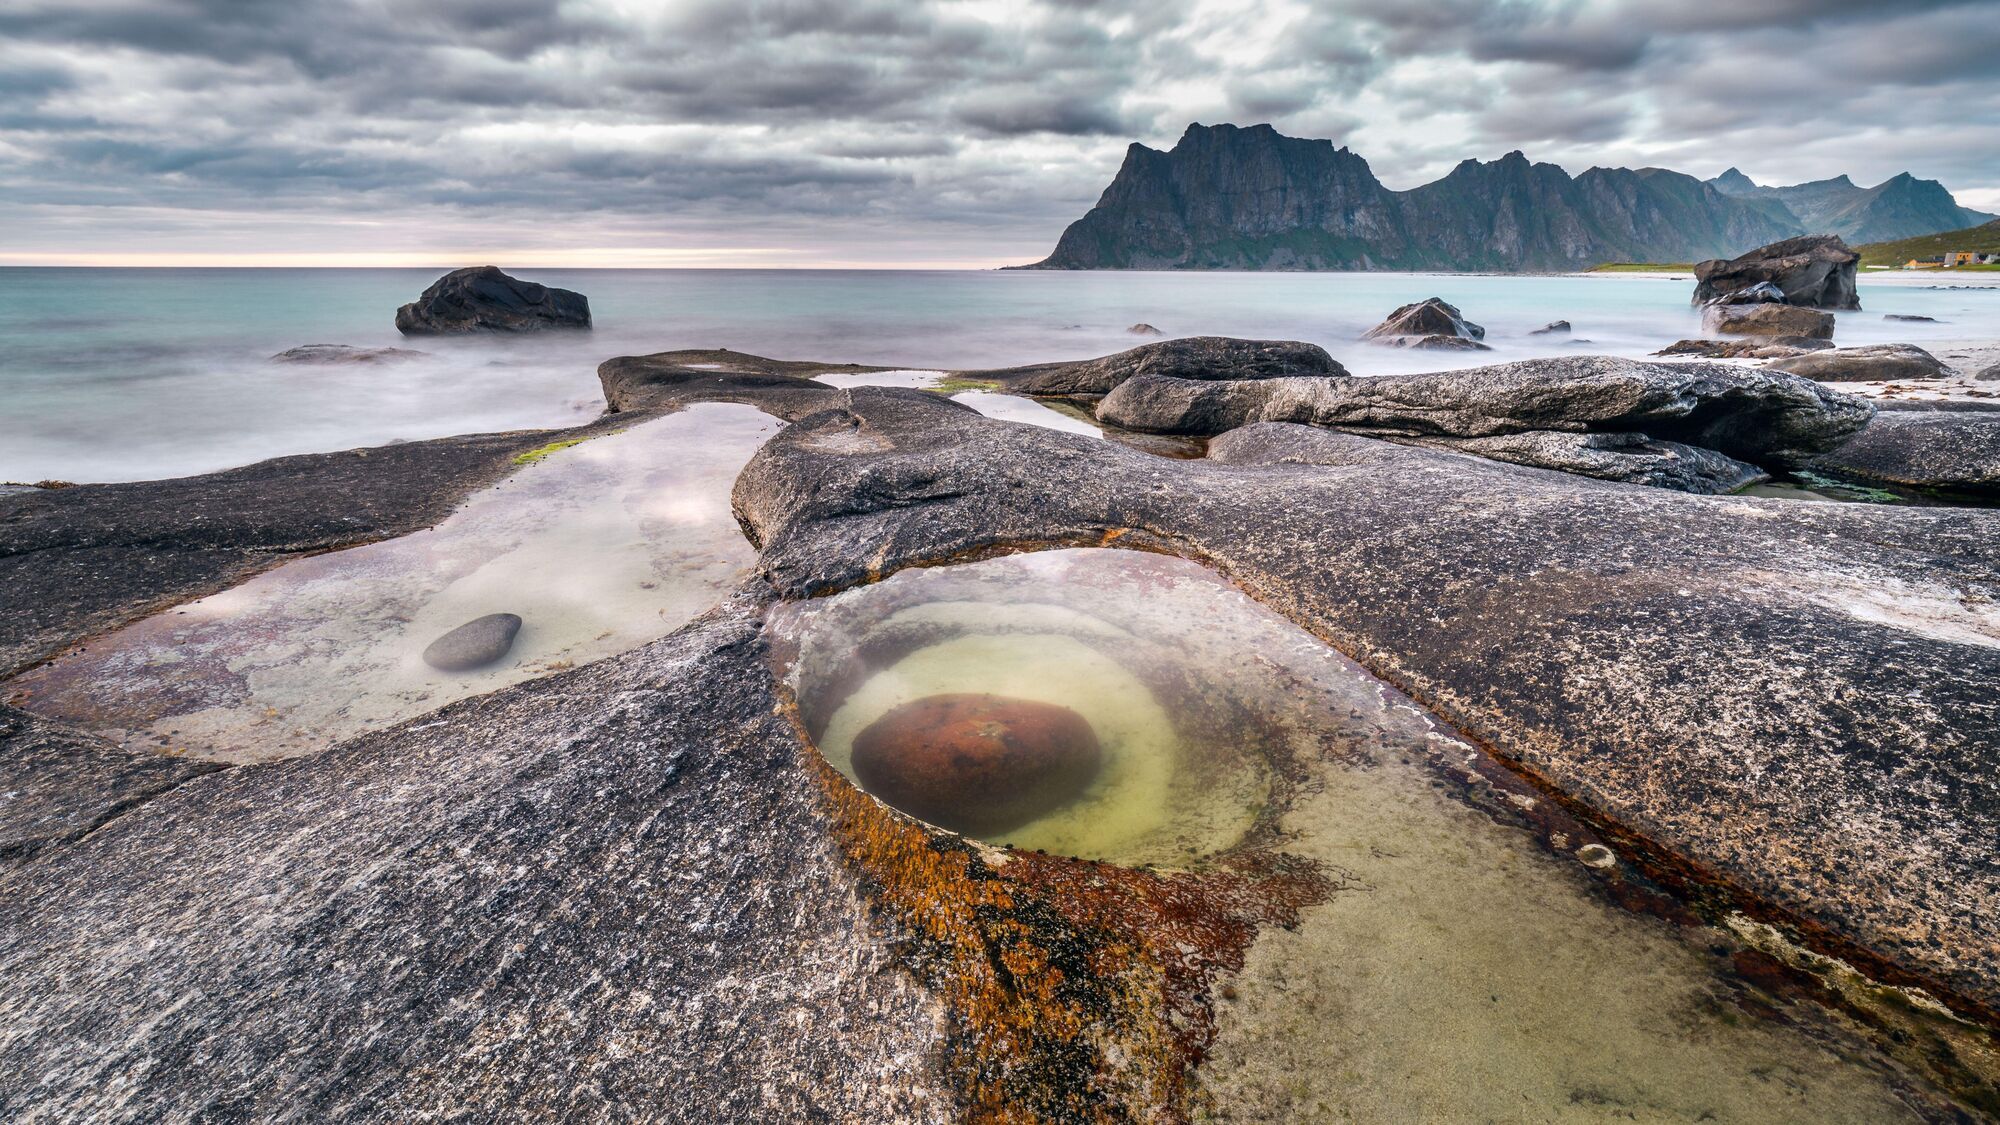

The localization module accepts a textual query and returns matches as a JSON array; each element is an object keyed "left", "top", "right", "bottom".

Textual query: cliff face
[{"left": 1025, "top": 123, "right": 1990, "bottom": 271}]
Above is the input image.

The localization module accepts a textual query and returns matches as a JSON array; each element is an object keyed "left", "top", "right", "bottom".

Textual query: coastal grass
[
  {"left": 930, "top": 377, "right": 1002, "bottom": 395},
  {"left": 1855, "top": 219, "right": 2000, "bottom": 267},
  {"left": 511, "top": 437, "right": 589, "bottom": 466}
]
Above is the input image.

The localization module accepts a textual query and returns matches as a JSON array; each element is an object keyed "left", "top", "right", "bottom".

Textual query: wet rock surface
[
  {"left": 270, "top": 344, "right": 428, "bottom": 364},
  {"left": 1694, "top": 234, "right": 1862, "bottom": 309},
  {"left": 0, "top": 705, "right": 222, "bottom": 868},
  {"left": 421, "top": 612, "right": 523, "bottom": 672},
  {"left": 1769, "top": 343, "right": 1953, "bottom": 383},
  {"left": 3, "top": 352, "right": 1997, "bottom": 1119},
  {"left": 1656, "top": 336, "right": 1834, "bottom": 359},
  {"left": 1361, "top": 296, "right": 1489, "bottom": 350},
  {"left": 0, "top": 420, "right": 626, "bottom": 679},
  {"left": 737, "top": 390, "right": 2000, "bottom": 1023},
  {"left": 1530, "top": 319, "right": 1571, "bottom": 335},
  {"left": 1703, "top": 301, "right": 1836, "bottom": 339},
  {"left": 969, "top": 335, "right": 1344, "bottom": 396},
  {"left": 1810, "top": 413, "right": 2000, "bottom": 496},
  {"left": 1095, "top": 354, "right": 1872, "bottom": 472},
  {"left": 1406, "top": 430, "right": 1769, "bottom": 493},
  {"left": 394, "top": 266, "right": 591, "bottom": 334},
  {"left": 849, "top": 693, "right": 1103, "bottom": 835},
  {"left": 596, "top": 348, "right": 878, "bottom": 416}
]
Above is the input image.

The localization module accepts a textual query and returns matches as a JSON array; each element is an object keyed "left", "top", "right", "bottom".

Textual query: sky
[{"left": 1, "top": 0, "right": 1996, "bottom": 268}]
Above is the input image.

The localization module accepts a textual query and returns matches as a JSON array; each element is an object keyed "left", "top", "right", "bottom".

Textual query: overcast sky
[{"left": 2, "top": 0, "right": 1995, "bottom": 267}]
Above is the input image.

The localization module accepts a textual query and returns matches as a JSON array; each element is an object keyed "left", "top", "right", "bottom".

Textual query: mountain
[
  {"left": 1707, "top": 168, "right": 1995, "bottom": 244},
  {"left": 1022, "top": 123, "right": 1991, "bottom": 272}
]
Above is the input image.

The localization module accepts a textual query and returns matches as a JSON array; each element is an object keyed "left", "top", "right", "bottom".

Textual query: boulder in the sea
[
  {"left": 1127, "top": 323, "right": 1164, "bottom": 336},
  {"left": 395, "top": 267, "right": 591, "bottom": 335},
  {"left": 849, "top": 693, "right": 1103, "bottom": 835},
  {"left": 422, "top": 613, "right": 523, "bottom": 672},
  {"left": 1373, "top": 334, "right": 1492, "bottom": 351},
  {"left": 1767, "top": 344, "right": 1952, "bottom": 383},
  {"left": 1530, "top": 320, "right": 1572, "bottom": 336},
  {"left": 1415, "top": 431, "right": 1768, "bottom": 494},
  {"left": 1810, "top": 413, "right": 2000, "bottom": 496},
  {"left": 271, "top": 344, "right": 428, "bottom": 365},
  {"left": 1692, "top": 235, "right": 1861, "bottom": 310},
  {"left": 1977, "top": 362, "right": 2000, "bottom": 382},
  {"left": 1885, "top": 314, "right": 1939, "bottom": 323},
  {"left": 1702, "top": 302, "right": 1835, "bottom": 340},
  {"left": 1362, "top": 297, "right": 1486, "bottom": 348},
  {"left": 989, "top": 336, "right": 1345, "bottom": 396}
]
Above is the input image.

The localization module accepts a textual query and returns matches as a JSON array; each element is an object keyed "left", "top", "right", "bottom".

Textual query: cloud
[{"left": 0, "top": 0, "right": 1994, "bottom": 265}]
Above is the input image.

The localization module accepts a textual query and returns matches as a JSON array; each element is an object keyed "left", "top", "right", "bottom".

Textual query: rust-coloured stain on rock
[{"left": 803, "top": 741, "right": 1332, "bottom": 1122}]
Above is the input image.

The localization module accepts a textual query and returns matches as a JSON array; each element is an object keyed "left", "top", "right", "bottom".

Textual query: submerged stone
[
  {"left": 422, "top": 612, "right": 523, "bottom": 672},
  {"left": 850, "top": 693, "right": 1103, "bottom": 835}
]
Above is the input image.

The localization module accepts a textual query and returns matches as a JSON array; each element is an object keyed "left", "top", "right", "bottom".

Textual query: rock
[
  {"left": 734, "top": 389, "right": 2000, "bottom": 1022},
  {"left": 394, "top": 266, "right": 591, "bottom": 335},
  {"left": 0, "top": 706, "right": 223, "bottom": 867},
  {"left": 1809, "top": 413, "right": 2000, "bottom": 496},
  {"left": 1767, "top": 344, "right": 1951, "bottom": 383},
  {"left": 1412, "top": 431, "right": 1768, "bottom": 494},
  {"left": 1723, "top": 282, "right": 1790, "bottom": 304},
  {"left": 1096, "top": 354, "right": 1872, "bottom": 469},
  {"left": 596, "top": 349, "right": 882, "bottom": 417},
  {"left": 421, "top": 613, "right": 523, "bottom": 672},
  {"left": 1530, "top": 320, "right": 1572, "bottom": 335},
  {"left": 849, "top": 694, "right": 1103, "bottom": 836},
  {"left": 1371, "top": 334, "right": 1492, "bottom": 351},
  {"left": 1978, "top": 363, "right": 2000, "bottom": 382},
  {"left": 1701, "top": 302, "right": 1835, "bottom": 339},
  {"left": 1884, "top": 314, "right": 1938, "bottom": 323},
  {"left": 270, "top": 344, "right": 428, "bottom": 364},
  {"left": 972, "top": 336, "right": 1345, "bottom": 397},
  {"left": 1127, "top": 323, "right": 1164, "bottom": 336},
  {"left": 1362, "top": 297, "right": 1485, "bottom": 347},
  {"left": 1655, "top": 338, "right": 1833, "bottom": 359},
  {"left": 1692, "top": 234, "right": 1861, "bottom": 310}
]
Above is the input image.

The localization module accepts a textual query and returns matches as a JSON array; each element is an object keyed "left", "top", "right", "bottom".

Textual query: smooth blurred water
[{"left": 2, "top": 267, "right": 1993, "bottom": 482}]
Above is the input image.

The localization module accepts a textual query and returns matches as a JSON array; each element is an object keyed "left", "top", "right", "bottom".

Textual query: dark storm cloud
[{"left": 0, "top": 0, "right": 1994, "bottom": 262}]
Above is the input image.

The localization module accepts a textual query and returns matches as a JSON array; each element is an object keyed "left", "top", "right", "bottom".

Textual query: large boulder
[
  {"left": 1097, "top": 355, "right": 1873, "bottom": 469},
  {"left": 1692, "top": 235, "right": 1861, "bottom": 310},
  {"left": 1701, "top": 302, "right": 1836, "bottom": 339},
  {"left": 1361, "top": 297, "right": 1489, "bottom": 350},
  {"left": 1809, "top": 413, "right": 2000, "bottom": 496},
  {"left": 977, "top": 336, "right": 1344, "bottom": 397},
  {"left": 1767, "top": 344, "right": 1952, "bottom": 384},
  {"left": 395, "top": 266, "right": 591, "bottom": 335}
]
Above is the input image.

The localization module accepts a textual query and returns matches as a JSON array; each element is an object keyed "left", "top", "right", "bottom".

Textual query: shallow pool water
[
  {"left": 811, "top": 368, "right": 1104, "bottom": 438},
  {"left": 773, "top": 548, "right": 1960, "bottom": 1121},
  {"left": 5, "top": 403, "right": 778, "bottom": 762}
]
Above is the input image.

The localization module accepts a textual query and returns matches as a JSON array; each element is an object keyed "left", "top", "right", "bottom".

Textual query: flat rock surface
[
  {"left": 0, "top": 705, "right": 222, "bottom": 867},
  {"left": 1811, "top": 412, "right": 2000, "bottom": 495},
  {"left": 1095, "top": 354, "right": 1872, "bottom": 469},
  {"left": 1769, "top": 344, "right": 1952, "bottom": 383},
  {"left": 736, "top": 390, "right": 2000, "bottom": 1016},
  {"left": 0, "top": 596, "right": 953, "bottom": 1121},
  {"left": 597, "top": 348, "right": 878, "bottom": 416},
  {"left": 967, "top": 336, "right": 1343, "bottom": 396}
]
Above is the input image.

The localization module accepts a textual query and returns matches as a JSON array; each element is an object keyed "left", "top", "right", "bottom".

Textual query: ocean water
[{"left": 1, "top": 266, "right": 1993, "bottom": 483}]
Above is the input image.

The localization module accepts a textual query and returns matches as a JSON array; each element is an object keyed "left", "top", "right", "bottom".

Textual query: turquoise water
[{"left": 1, "top": 267, "right": 1991, "bottom": 482}]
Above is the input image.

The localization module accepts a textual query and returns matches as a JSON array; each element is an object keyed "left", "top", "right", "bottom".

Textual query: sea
[{"left": 2, "top": 266, "right": 1994, "bottom": 483}]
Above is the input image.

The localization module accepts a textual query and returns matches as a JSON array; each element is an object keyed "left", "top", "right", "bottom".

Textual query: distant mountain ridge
[
  {"left": 1022, "top": 123, "right": 1995, "bottom": 272},
  {"left": 1706, "top": 167, "right": 1994, "bottom": 245}
]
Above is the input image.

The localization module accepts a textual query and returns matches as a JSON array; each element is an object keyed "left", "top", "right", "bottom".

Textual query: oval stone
[
  {"left": 849, "top": 693, "right": 1103, "bottom": 836},
  {"left": 422, "top": 613, "right": 523, "bottom": 672}
]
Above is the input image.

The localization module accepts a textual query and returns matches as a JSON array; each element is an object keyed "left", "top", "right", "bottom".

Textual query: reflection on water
[
  {"left": 774, "top": 548, "right": 1954, "bottom": 1121},
  {"left": 4, "top": 403, "right": 777, "bottom": 762}
]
